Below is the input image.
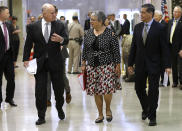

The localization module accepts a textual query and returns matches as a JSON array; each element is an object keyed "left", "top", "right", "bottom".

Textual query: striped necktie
[{"left": 3, "top": 22, "right": 8, "bottom": 51}]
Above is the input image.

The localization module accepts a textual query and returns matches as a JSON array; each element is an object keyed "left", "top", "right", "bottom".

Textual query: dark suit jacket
[
  {"left": 0, "top": 22, "right": 14, "bottom": 62},
  {"left": 128, "top": 20, "right": 171, "bottom": 74},
  {"left": 167, "top": 17, "right": 182, "bottom": 54},
  {"left": 84, "top": 19, "right": 90, "bottom": 30},
  {"left": 122, "top": 19, "right": 130, "bottom": 35},
  {"left": 59, "top": 20, "right": 69, "bottom": 59},
  {"left": 23, "top": 20, "right": 69, "bottom": 71}
]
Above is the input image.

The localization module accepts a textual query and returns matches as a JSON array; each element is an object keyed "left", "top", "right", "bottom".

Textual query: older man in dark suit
[
  {"left": 168, "top": 6, "right": 182, "bottom": 89},
  {"left": 154, "top": 10, "right": 170, "bottom": 87},
  {"left": 0, "top": 6, "right": 17, "bottom": 109},
  {"left": 128, "top": 4, "right": 171, "bottom": 126},
  {"left": 23, "top": 3, "right": 68, "bottom": 125}
]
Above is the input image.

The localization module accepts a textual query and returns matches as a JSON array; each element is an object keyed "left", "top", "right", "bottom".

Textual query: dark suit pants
[
  {"left": 46, "top": 58, "right": 70, "bottom": 101},
  {"left": 34, "top": 61, "right": 64, "bottom": 119},
  {"left": 135, "top": 71, "right": 160, "bottom": 120},
  {"left": 0, "top": 51, "right": 15, "bottom": 103},
  {"left": 171, "top": 52, "right": 182, "bottom": 85}
]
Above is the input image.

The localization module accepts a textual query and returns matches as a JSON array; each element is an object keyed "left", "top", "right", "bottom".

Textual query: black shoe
[
  {"left": 35, "top": 118, "right": 46, "bottom": 125},
  {"left": 142, "top": 111, "right": 148, "bottom": 120},
  {"left": 5, "top": 100, "right": 17, "bottom": 107},
  {"left": 149, "top": 119, "right": 157, "bottom": 126},
  {"left": 72, "top": 72, "right": 81, "bottom": 74},
  {"left": 159, "top": 83, "right": 164, "bottom": 87},
  {"left": 67, "top": 72, "right": 71, "bottom": 74},
  {"left": 122, "top": 75, "right": 127, "bottom": 80},
  {"left": 58, "top": 109, "right": 65, "bottom": 120},
  {"left": 172, "top": 83, "right": 177, "bottom": 88},
  {"left": 95, "top": 117, "right": 104, "bottom": 123}
]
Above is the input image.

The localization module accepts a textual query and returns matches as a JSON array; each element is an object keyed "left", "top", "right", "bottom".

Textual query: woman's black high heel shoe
[{"left": 95, "top": 117, "right": 104, "bottom": 123}]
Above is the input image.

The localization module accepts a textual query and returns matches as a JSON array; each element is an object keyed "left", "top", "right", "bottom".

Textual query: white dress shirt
[{"left": 0, "top": 21, "right": 10, "bottom": 50}]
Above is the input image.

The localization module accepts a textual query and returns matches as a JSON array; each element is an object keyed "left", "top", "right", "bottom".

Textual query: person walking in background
[
  {"left": 154, "top": 10, "right": 170, "bottom": 87},
  {"left": 82, "top": 11, "right": 121, "bottom": 123},
  {"left": 60, "top": 15, "right": 72, "bottom": 104},
  {"left": 0, "top": 6, "right": 17, "bottom": 108},
  {"left": 12, "top": 16, "right": 21, "bottom": 68},
  {"left": 167, "top": 6, "right": 182, "bottom": 89},
  {"left": 128, "top": 4, "right": 171, "bottom": 126},
  {"left": 110, "top": 13, "right": 121, "bottom": 37},
  {"left": 121, "top": 14, "right": 130, "bottom": 35},
  {"left": 84, "top": 11, "right": 92, "bottom": 31},
  {"left": 67, "top": 12, "right": 84, "bottom": 74}
]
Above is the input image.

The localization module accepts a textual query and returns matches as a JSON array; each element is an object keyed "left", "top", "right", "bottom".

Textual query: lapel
[
  {"left": 49, "top": 21, "right": 56, "bottom": 43},
  {"left": 37, "top": 20, "right": 47, "bottom": 44},
  {"left": 139, "top": 22, "right": 145, "bottom": 47},
  {"left": 145, "top": 20, "right": 155, "bottom": 46},
  {"left": 173, "top": 17, "right": 182, "bottom": 36}
]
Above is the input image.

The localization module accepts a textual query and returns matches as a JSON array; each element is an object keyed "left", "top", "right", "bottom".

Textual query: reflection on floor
[{"left": 0, "top": 63, "right": 182, "bottom": 131}]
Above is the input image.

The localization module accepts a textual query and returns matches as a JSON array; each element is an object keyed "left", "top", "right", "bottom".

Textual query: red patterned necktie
[{"left": 3, "top": 22, "right": 8, "bottom": 51}]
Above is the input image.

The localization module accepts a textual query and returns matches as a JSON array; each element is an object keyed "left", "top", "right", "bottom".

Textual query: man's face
[
  {"left": 140, "top": 8, "right": 152, "bottom": 22},
  {"left": 30, "top": 16, "right": 36, "bottom": 22},
  {"left": 154, "top": 13, "right": 162, "bottom": 22},
  {"left": 43, "top": 6, "right": 56, "bottom": 22},
  {"left": 0, "top": 9, "right": 10, "bottom": 21},
  {"left": 173, "top": 7, "right": 182, "bottom": 19},
  {"left": 60, "top": 17, "right": 65, "bottom": 21}
]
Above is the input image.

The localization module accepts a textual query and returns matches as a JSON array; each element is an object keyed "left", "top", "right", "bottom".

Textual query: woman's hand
[
  {"left": 115, "top": 64, "right": 121, "bottom": 77},
  {"left": 81, "top": 61, "right": 86, "bottom": 73}
]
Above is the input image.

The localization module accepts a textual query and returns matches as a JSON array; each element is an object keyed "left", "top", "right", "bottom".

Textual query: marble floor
[{"left": 1, "top": 61, "right": 182, "bottom": 131}]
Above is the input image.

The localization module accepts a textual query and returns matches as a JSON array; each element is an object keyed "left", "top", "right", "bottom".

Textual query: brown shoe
[
  {"left": 47, "top": 100, "right": 51, "bottom": 107},
  {"left": 66, "top": 93, "right": 72, "bottom": 104}
]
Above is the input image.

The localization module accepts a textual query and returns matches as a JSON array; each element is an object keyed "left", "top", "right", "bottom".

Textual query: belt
[{"left": 69, "top": 38, "right": 75, "bottom": 40}]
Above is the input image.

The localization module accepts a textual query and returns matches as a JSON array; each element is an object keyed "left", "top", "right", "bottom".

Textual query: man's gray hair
[
  {"left": 42, "top": 3, "right": 53, "bottom": 13},
  {"left": 174, "top": 6, "right": 182, "bottom": 12},
  {"left": 91, "top": 11, "right": 106, "bottom": 25},
  {"left": 155, "top": 10, "right": 162, "bottom": 16}
]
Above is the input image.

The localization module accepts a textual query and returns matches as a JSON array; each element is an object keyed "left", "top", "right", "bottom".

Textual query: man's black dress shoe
[
  {"left": 58, "top": 109, "right": 65, "bottom": 120},
  {"left": 35, "top": 118, "right": 46, "bottom": 125},
  {"left": 172, "top": 83, "right": 177, "bottom": 88},
  {"left": 5, "top": 100, "right": 17, "bottom": 107},
  {"left": 149, "top": 119, "right": 157, "bottom": 126},
  {"left": 142, "top": 112, "right": 148, "bottom": 120}
]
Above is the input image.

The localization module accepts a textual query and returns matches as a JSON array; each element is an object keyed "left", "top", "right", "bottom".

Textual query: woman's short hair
[{"left": 91, "top": 11, "right": 106, "bottom": 25}]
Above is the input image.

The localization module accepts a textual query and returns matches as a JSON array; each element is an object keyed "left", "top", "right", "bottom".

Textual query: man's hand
[
  {"left": 179, "top": 50, "right": 182, "bottom": 58},
  {"left": 24, "top": 61, "right": 29, "bottom": 68},
  {"left": 128, "top": 66, "right": 134, "bottom": 75},
  {"left": 165, "top": 68, "right": 171, "bottom": 75},
  {"left": 51, "top": 33, "right": 64, "bottom": 43}
]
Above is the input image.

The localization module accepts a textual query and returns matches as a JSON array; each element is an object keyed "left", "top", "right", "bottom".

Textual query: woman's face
[
  {"left": 90, "top": 15, "right": 102, "bottom": 29},
  {"left": 104, "top": 18, "right": 110, "bottom": 26},
  {"left": 12, "top": 19, "right": 17, "bottom": 24}
]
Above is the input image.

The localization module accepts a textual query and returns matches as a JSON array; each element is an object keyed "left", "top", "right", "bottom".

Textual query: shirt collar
[
  {"left": 42, "top": 18, "right": 51, "bottom": 25},
  {"left": 173, "top": 17, "right": 180, "bottom": 22},
  {"left": 0, "top": 21, "right": 3, "bottom": 25},
  {"left": 144, "top": 19, "right": 153, "bottom": 26}
]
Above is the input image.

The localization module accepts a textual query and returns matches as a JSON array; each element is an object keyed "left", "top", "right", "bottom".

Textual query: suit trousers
[
  {"left": 171, "top": 51, "right": 182, "bottom": 84},
  {"left": 47, "top": 58, "right": 70, "bottom": 101},
  {"left": 0, "top": 50, "right": 15, "bottom": 103},
  {"left": 135, "top": 71, "right": 160, "bottom": 120},
  {"left": 34, "top": 59, "right": 64, "bottom": 119},
  {"left": 68, "top": 41, "right": 81, "bottom": 72}
]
